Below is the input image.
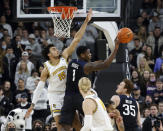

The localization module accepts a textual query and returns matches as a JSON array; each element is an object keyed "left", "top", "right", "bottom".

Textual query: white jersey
[
  {"left": 44, "top": 57, "right": 68, "bottom": 92},
  {"left": 85, "top": 94, "right": 113, "bottom": 131}
]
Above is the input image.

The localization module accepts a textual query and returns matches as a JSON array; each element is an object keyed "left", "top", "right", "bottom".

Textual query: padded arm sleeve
[
  {"left": 32, "top": 81, "right": 45, "bottom": 105},
  {"left": 80, "top": 115, "right": 92, "bottom": 131}
]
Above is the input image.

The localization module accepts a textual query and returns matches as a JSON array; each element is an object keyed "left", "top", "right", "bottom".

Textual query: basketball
[{"left": 117, "top": 28, "right": 134, "bottom": 43}]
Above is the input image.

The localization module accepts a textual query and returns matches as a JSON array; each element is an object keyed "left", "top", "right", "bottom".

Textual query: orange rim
[{"left": 48, "top": 6, "right": 77, "bottom": 19}]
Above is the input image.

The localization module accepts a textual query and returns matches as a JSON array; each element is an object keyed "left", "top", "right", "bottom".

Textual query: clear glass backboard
[{"left": 16, "top": 0, "right": 121, "bottom": 21}]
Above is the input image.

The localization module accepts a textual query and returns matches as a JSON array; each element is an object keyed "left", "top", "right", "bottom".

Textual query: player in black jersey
[
  {"left": 111, "top": 79, "right": 141, "bottom": 131},
  {"left": 59, "top": 39, "right": 120, "bottom": 131}
]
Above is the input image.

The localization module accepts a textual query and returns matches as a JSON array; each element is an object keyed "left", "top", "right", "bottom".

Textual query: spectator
[
  {"left": 130, "top": 37, "right": 142, "bottom": 68},
  {"left": 156, "top": 63, "right": 163, "bottom": 81},
  {"left": 25, "top": 46, "right": 38, "bottom": 67},
  {"left": 141, "top": 108, "right": 150, "bottom": 123},
  {"left": 16, "top": 51, "right": 35, "bottom": 75},
  {"left": 146, "top": 72, "right": 157, "bottom": 97},
  {"left": 132, "top": 86, "right": 145, "bottom": 113},
  {"left": 44, "top": 123, "right": 50, "bottom": 131},
  {"left": 153, "top": 79, "right": 163, "bottom": 103},
  {"left": 144, "top": 45, "right": 155, "bottom": 70},
  {"left": 3, "top": 81, "right": 13, "bottom": 102},
  {"left": 20, "top": 29, "right": 30, "bottom": 46},
  {"left": 140, "top": 10, "right": 150, "bottom": 29},
  {"left": 16, "top": 93, "right": 33, "bottom": 131},
  {"left": 12, "top": 35, "right": 24, "bottom": 59},
  {"left": 142, "top": 104, "right": 163, "bottom": 131},
  {"left": 132, "top": 17, "right": 145, "bottom": 34},
  {"left": 131, "top": 70, "right": 142, "bottom": 88},
  {"left": 5, "top": 122, "right": 16, "bottom": 131},
  {"left": 0, "top": 86, "right": 12, "bottom": 118},
  {"left": 137, "top": 44, "right": 147, "bottom": 69},
  {"left": 32, "top": 119, "right": 44, "bottom": 131},
  {"left": 143, "top": 95, "right": 153, "bottom": 109},
  {"left": 140, "top": 70, "right": 150, "bottom": 97},
  {"left": 13, "top": 79, "right": 31, "bottom": 105},
  {"left": 0, "top": 15, "right": 13, "bottom": 38},
  {"left": 50, "top": 120, "right": 57, "bottom": 131},
  {"left": 146, "top": 26, "right": 163, "bottom": 58},
  {"left": 4, "top": 35, "right": 11, "bottom": 46},
  {"left": 14, "top": 61, "right": 30, "bottom": 87},
  {"left": 158, "top": 101, "right": 163, "bottom": 116},
  {"left": 40, "top": 29, "right": 48, "bottom": 41},
  {"left": 47, "top": 27, "right": 64, "bottom": 52},
  {"left": 137, "top": 57, "right": 152, "bottom": 76},
  {"left": 137, "top": 26, "right": 148, "bottom": 44},
  {"left": 0, "top": 41, "right": 7, "bottom": 54},
  {"left": 154, "top": 48, "right": 163, "bottom": 73},
  {"left": 13, "top": 26, "right": 23, "bottom": 37},
  {"left": 3, "top": 46, "right": 18, "bottom": 85},
  {"left": 33, "top": 28, "right": 41, "bottom": 43},
  {"left": 26, "top": 69, "right": 39, "bottom": 94},
  {"left": 148, "top": 11, "right": 163, "bottom": 33},
  {"left": 28, "top": 34, "right": 42, "bottom": 58}
]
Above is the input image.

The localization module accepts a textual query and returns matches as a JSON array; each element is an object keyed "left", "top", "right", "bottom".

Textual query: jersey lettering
[
  {"left": 58, "top": 71, "right": 66, "bottom": 81},
  {"left": 72, "top": 69, "right": 76, "bottom": 81},
  {"left": 122, "top": 104, "right": 136, "bottom": 116}
]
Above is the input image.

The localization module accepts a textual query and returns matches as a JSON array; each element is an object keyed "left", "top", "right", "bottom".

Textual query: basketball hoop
[{"left": 48, "top": 6, "right": 77, "bottom": 38}]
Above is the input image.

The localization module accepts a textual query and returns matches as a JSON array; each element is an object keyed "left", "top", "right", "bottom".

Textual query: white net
[{"left": 49, "top": 7, "right": 77, "bottom": 38}]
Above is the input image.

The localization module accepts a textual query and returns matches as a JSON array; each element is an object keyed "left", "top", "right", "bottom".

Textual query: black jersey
[
  {"left": 65, "top": 59, "right": 87, "bottom": 95},
  {"left": 117, "top": 95, "right": 138, "bottom": 129}
]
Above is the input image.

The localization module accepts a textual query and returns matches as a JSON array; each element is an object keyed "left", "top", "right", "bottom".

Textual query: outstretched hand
[
  {"left": 114, "top": 37, "right": 120, "bottom": 50},
  {"left": 85, "top": 8, "right": 93, "bottom": 23},
  {"left": 25, "top": 105, "right": 33, "bottom": 119}
]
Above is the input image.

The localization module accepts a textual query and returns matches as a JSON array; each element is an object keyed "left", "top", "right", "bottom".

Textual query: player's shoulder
[
  {"left": 111, "top": 95, "right": 120, "bottom": 107},
  {"left": 83, "top": 98, "right": 96, "bottom": 108},
  {"left": 111, "top": 95, "right": 120, "bottom": 101}
]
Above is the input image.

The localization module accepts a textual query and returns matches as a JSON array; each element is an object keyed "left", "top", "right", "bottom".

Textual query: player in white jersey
[
  {"left": 78, "top": 77, "right": 113, "bottom": 131},
  {"left": 25, "top": 9, "right": 92, "bottom": 131}
]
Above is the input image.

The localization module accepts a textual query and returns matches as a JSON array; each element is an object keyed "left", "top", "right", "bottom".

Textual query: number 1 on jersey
[{"left": 72, "top": 69, "right": 76, "bottom": 81}]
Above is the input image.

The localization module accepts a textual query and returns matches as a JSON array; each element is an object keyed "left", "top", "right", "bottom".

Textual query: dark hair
[
  {"left": 42, "top": 44, "right": 54, "bottom": 60},
  {"left": 76, "top": 46, "right": 89, "bottom": 57},
  {"left": 33, "top": 119, "right": 44, "bottom": 128},
  {"left": 123, "top": 79, "right": 134, "bottom": 94},
  {"left": 150, "top": 103, "right": 158, "bottom": 109},
  {"left": 31, "top": 69, "right": 38, "bottom": 75}
]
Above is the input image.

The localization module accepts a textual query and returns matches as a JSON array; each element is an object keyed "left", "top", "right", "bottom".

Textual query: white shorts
[{"left": 47, "top": 92, "right": 65, "bottom": 117}]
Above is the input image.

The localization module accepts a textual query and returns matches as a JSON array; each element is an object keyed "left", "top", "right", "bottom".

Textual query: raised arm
[
  {"left": 62, "top": 9, "right": 92, "bottom": 59},
  {"left": 25, "top": 67, "right": 48, "bottom": 118},
  {"left": 84, "top": 38, "right": 120, "bottom": 74}
]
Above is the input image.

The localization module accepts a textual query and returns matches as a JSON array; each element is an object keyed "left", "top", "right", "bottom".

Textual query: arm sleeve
[
  {"left": 80, "top": 115, "right": 92, "bottom": 131},
  {"left": 32, "top": 81, "right": 45, "bottom": 105}
]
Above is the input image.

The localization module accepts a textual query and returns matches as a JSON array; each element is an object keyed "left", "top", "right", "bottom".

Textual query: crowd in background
[{"left": 0, "top": 0, "right": 163, "bottom": 131}]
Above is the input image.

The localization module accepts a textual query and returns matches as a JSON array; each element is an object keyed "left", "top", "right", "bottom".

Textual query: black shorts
[{"left": 59, "top": 93, "right": 84, "bottom": 125}]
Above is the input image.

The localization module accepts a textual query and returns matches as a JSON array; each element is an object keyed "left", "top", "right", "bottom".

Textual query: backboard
[{"left": 16, "top": 0, "right": 122, "bottom": 21}]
